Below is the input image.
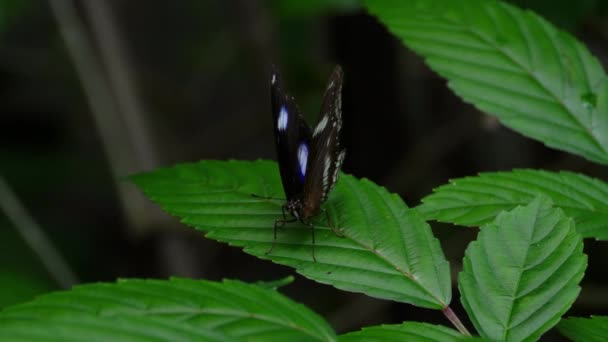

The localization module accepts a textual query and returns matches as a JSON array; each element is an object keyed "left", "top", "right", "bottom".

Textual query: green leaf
[
  {"left": 459, "top": 196, "right": 586, "bottom": 341},
  {"left": 254, "top": 275, "right": 295, "bottom": 289},
  {"left": 364, "top": 0, "right": 608, "bottom": 165},
  {"left": 557, "top": 316, "right": 608, "bottom": 342},
  {"left": 0, "top": 278, "right": 336, "bottom": 341},
  {"left": 416, "top": 169, "right": 608, "bottom": 240},
  {"left": 338, "top": 322, "right": 472, "bottom": 341},
  {"left": 131, "top": 160, "right": 451, "bottom": 309}
]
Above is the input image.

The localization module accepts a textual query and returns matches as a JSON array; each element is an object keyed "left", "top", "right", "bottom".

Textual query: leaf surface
[
  {"left": 557, "top": 316, "right": 608, "bottom": 342},
  {"left": 417, "top": 169, "right": 608, "bottom": 240},
  {"left": 0, "top": 278, "right": 336, "bottom": 341},
  {"left": 132, "top": 160, "right": 451, "bottom": 309},
  {"left": 339, "top": 322, "right": 478, "bottom": 342},
  {"left": 364, "top": 0, "right": 608, "bottom": 165},
  {"left": 459, "top": 196, "right": 586, "bottom": 341}
]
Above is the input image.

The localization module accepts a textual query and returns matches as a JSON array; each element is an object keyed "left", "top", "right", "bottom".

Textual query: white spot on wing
[
  {"left": 323, "top": 155, "right": 331, "bottom": 190},
  {"left": 335, "top": 151, "right": 346, "bottom": 182},
  {"left": 338, "top": 150, "right": 345, "bottom": 165},
  {"left": 313, "top": 115, "right": 329, "bottom": 137},
  {"left": 297, "top": 143, "right": 308, "bottom": 179},
  {"left": 326, "top": 151, "right": 345, "bottom": 199},
  {"left": 271, "top": 73, "right": 277, "bottom": 84},
  {"left": 336, "top": 92, "right": 342, "bottom": 120},
  {"left": 278, "top": 106, "right": 288, "bottom": 131}
]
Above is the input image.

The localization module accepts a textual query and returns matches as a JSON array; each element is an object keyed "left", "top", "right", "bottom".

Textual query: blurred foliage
[
  {"left": 270, "top": 0, "right": 360, "bottom": 124},
  {"left": 0, "top": 220, "right": 55, "bottom": 308},
  {"left": 0, "top": 0, "right": 30, "bottom": 33},
  {"left": 0, "top": 151, "right": 77, "bottom": 197},
  {"left": 271, "top": 0, "right": 360, "bottom": 18}
]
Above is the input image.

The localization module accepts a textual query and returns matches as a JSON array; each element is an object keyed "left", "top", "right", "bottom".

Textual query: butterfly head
[{"left": 284, "top": 199, "right": 303, "bottom": 220}]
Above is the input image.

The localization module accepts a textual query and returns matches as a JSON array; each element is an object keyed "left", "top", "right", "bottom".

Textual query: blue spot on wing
[
  {"left": 277, "top": 106, "right": 288, "bottom": 131},
  {"left": 297, "top": 143, "right": 308, "bottom": 182}
]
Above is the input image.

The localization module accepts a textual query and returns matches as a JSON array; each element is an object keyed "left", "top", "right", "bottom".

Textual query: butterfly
[{"left": 267, "top": 65, "right": 345, "bottom": 261}]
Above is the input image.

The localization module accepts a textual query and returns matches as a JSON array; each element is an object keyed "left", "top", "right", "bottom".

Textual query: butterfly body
[{"left": 269, "top": 65, "right": 345, "bottom": 260}]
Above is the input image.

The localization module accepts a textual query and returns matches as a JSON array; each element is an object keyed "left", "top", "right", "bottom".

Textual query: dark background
[{"left": 1, "top": 0, "right": 607, "bottom": 337}]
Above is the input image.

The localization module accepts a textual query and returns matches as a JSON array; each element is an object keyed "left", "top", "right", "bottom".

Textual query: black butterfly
[{"left": 267, "top": 65, "right": 345, "bottom": 261}]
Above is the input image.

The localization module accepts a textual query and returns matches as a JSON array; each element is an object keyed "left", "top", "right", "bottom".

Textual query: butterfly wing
[
  {"left": 301, "top": 65, "right": 345, "bottom": 217},
  {"left": 271, "top": 66, "right": 312, "bottom": 200}
]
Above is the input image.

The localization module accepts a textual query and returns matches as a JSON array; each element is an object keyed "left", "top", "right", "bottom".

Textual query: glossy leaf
[
  {"left": 364, "top": 0, "right": 608, "bottom": 165},
  {"left": 0, "top": 278, "right": 336, "bottom": 341},
  {"left": 459, "top": 196, "right": 586, "bottom": 341},
  {"left": 557, "top": 316, "right": 608, "bottom": 342},
  {"left": 132, "top": 160, "right": 451, "bottom": 309},
  {"left": 417, "top": 169, "right": 608, "bottom": 240}
]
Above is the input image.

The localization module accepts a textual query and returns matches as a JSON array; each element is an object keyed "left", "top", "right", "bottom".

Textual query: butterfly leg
[
  {"left": 301, "top": 219, "right": 317, "bottom": 262},
  {"left": 266, "top": 206, "right": 296, "bottom": 256}
]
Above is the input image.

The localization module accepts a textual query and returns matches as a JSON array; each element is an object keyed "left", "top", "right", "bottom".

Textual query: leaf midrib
[
  {"left": 342, "top": 178, "right": 448, "bottom": 308},
  {"left": 425, "top": 174, "right": 608, "bottom": 213},
  {"left": 389, "top": 1, "right": 608, "bottom": 159},
  {"left": 466, "top": 4, "right": 608, "bottom": 158}
]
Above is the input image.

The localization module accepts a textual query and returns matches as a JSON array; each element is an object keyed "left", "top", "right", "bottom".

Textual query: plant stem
[
  {"left": 0, "top": 176, "right": 79, "bottom": 288},
  {"left": 443, "top": 306, "right": 471, "bottom": 336},
  {"left": 48, "top": 0, "right": 160, "bottom": 234}
]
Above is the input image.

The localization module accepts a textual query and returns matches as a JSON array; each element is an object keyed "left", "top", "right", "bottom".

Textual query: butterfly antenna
[{"left": 251, "top": 193, "right": 285, "bottom": 201}]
